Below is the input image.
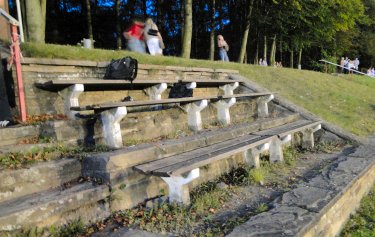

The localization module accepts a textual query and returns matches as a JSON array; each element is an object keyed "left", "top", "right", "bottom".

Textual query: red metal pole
[{"left": 11, "top": 24, "right": 27, "bottom": 122}]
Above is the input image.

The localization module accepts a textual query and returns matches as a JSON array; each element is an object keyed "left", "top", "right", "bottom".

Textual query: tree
[
  {"left": 181, "top": 0, "right": 192, "bottom": 58},
  {"left": 115, "top": 0, "right": 121, "bottom": 49},
  {"left": 209, "top": 0, "right": 216, "bottom": 61},
  {"left": 238, "top": 0, "right": 254, "bottom": 63},
  {"left": 24, "top": 0, "right": 47, "bottom": 43},
  {"left": 85, "top": 0, "right": 93, "bottom": 41}
]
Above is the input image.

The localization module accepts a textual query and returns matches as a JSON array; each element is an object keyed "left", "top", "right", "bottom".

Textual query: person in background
[
  {"left": 259, "top": 58, "right": 263, "bottom": 65},
  {"left": 217, "top": 35, "right": 229, "bottom": 62},
  {"left": 354, "top": 58, "right": 360, "bottom": 71},
  {"left": 262, "top": 58, "right": 268, "bottom": 66},
  {"left": 339, "top": 57, "right": 345, "bottom": 73},
  {"left": 144, "top": 18, "right": 165, "bottom": 55},
  {"left": 123, "top": 18, "right": 146, "bottom": 53}
]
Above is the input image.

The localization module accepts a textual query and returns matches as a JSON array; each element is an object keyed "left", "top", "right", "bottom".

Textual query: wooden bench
[
  {"left": 70, "top": 92, "right": 275, "bottom": 148},
  {"left": 134, "top": 119, "right": 321, "bottom": 204},
  {"left": 36, "top": 78, "right": 242, "bottom": 119}
]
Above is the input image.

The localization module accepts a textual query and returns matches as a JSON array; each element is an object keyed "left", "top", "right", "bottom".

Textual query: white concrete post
[
  {"left": 144, "top": 83, "right": 168, "bottom": 100},
  {"left": 59, "top": 84, "right": 84, "bottom": 119},
  {"left": 183, "top": 100, "right": 208, "bottom": 131},
  {"left": 101, "top": 107, "right": 127, "bottom": 148},
  {"left": 269, "top": 135, "right": 291, "bottom": 163},
  {"left": 244, "top": 143, "right": 270, "bottom": 168},
  {"left": 161, "top": 168, "right": 200, "bottom": 204},
  {"left": 213, "top": 98, "right": 236, "bottom": 125},
  {"left": 219, "top": 82, "right": 239, "bottom": 96},
  {"left": 185, "top": 82, "right": 197, "bottom": 89},
  {"left": 257, "top": 94, "right": 274, "bottom": 118},
  {"left": 302, "top": 124, "right": 321, "bottom": 149}
]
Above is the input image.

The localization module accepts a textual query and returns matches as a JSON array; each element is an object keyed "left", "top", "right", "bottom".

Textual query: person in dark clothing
[{"left": 0, "top": 57, "right": 13, "bottom": 127}]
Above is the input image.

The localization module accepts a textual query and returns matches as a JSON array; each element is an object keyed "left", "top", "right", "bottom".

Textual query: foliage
[
  {"left": 341, "top": 185, "right": 375, "bottom": 237},
  {"left": 8, "top": 0, "right": 375, "bottom": 67}
]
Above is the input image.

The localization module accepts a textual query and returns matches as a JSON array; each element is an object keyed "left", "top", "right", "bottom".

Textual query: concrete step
[
  {"left": 0, "top": 182, "right": 110, "bottom": 233},
  {"left": 0, "top": 158, "right": 81, "bottom": 203}
]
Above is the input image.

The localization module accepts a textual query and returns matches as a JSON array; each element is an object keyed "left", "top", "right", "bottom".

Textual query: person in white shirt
[{"left": 144, "top": 18, "right": 164, "bottom": 55}]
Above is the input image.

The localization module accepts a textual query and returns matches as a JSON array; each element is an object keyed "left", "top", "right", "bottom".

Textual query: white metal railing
[{"left": 319, "top": 59, "right": 373, "bottom": 78}]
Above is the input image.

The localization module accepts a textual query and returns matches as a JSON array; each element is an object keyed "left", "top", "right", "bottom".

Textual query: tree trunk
[
  {"left": 290, "top": 49, "right": 294, "bottom": 68},
  {"left": 181, "top": 0, "right": 193, "bottom": 58},
  {"left": 238, "top": 0, "right": 254, "bottom": 63},
  {"left": 298, "top": 48, "right": 302, "bottom": 70},
  {"left": 270, "top": 35, "right": 276, "bottom": 66},
  {"left": 25, "top": 0, "right": 47, "bottom": 43},
  {"left": 263, "top": 35, "right": 267, "bottom": 63},
  {"left": 209, "top": 0, "right": 216, "bottom": 61},
  {"left": 85, "top": 0, "right": 93, "bottom": 40},
  {"left": 254, "top": 40, "right": 259, "bottom": 64},
  {"left": 279, "top": 38, "right": 283, "bottom": 64},
  {"left": 115, "top": 0, "right": 121, "bottom": 49}
]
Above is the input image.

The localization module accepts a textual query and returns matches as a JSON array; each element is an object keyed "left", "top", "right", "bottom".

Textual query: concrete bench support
[
  {"left": 101, "top": 107, "right": 127, "bottom": 148},
  {"left": 269, "top": 135, "right": 292, "bottom": 163},
  {"left": 161, "top": 168, "right": 200, "bottom": 204},
  {"left": 257, "top": 94, "right": 274, "bottom": 118},
  {"left": 183, "top": 100, "right": 208, "bottom": 131},
  {"left": 144, "top": 83, "right": 168, "bottom": 100},
  {"left": 185, "top": 82, "right": 197, "bottom": 89},
  {"left": 213, "top": 98, "right": 236, "bottom": 125},
  {"left": 244, "top": 142, "right": 270, "bottom": 168},
  {"left": 302, "top": 124, "right": 321, "bottom": 149},
  {"left": 59, "top": 84, "right": 84, "bottom": 119},
  {"left": 219, "top": 82, "right": 239, "bottom": 95}
]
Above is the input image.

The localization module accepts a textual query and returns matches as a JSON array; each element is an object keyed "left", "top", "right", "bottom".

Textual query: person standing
[
  {"left": 144, "top": 18, "right": 165, "bottom": 55},
  {"left": 217, "top": 35, "right": 229, "bottom": 62},
  {"left": 123, "top": 18, "right": 146, "bottom": 53},
  {"left": 339, "top": 57, "right": 345, "bottom": 73},
  {"left": 354, "top": 58, "right": 360, "bottom": 71}
]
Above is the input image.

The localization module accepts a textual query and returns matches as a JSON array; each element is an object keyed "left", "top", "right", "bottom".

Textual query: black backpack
[
  {"left": 168, "top": 82, "right": 193, "bottom": 98},
  {"left": 104, "top": 56, "right": 138, "bottom": 81}
]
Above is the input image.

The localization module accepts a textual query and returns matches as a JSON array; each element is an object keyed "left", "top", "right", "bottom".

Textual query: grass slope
[{"left": 21, "top": 43, "right": 375, "bottom": 137}]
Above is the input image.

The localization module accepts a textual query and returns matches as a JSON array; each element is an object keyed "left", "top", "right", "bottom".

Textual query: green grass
[
  {"left": 20, "top": 42, "right": 375, "bottom": 137},
  {"left": 341, "top": 185, "right": 375, "bottom": 237}
]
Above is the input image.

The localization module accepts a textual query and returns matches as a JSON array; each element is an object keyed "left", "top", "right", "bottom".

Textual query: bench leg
[
  {"left": 161, "top": 168, "right": 200, "bottom": 204},
  {"left": 59, "top": 84, "right": 84, "bottom": 119},
  {"left": 101, "top": 107, "right": 127, "bottom": 148},
  {"left": 269, "top": 135, "right": 291, "bottom": 163},
  {"left": 219, "top": 82, "right": 239, "bottom": 96},
  {"left": 302, "top": 124, "right": 321, "bottom": 149},
  {"left": 183, "top": 100, "right": 208, "bottom": 131},
  {"left": 144, "top": 83, "right": 168, "bottom": 100},
  {"left": 213, "top": 98, "right": 236, "bottom": 125},
  {"left": 257, "top": 94, "right": 274, "bottom": 118},
  {"left": 244, "top": 143, "right": 270, "bottom": 168}
]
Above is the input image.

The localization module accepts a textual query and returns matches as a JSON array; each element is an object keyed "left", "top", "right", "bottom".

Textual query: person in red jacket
[{"left": 123, "top": 19, "right": 146, "bottom": 53}]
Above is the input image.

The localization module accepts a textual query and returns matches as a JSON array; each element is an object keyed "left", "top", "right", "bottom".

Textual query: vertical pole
[
  {"left": 15, "top": 0, "right": 24, "bottom": 42},
  {"left": 11, "top": 24, "right": 26, "bottom": 122}
]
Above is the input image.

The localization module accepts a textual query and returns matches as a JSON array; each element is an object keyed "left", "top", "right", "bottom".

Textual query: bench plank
[
  {"left": 70, "top": 92, "right": 274, "bottom": 112},
  {"left": 253, "top": 120, "right": 321, "bottom": 137},
  {"left": 36, "top": 79, "right": 243, "bottom": 91},
  {"left": 135, "top": 134, "right": 275, "bottom": 177},
  {"left": 35, "top": 79, "right": 177, "bottom": 91}
]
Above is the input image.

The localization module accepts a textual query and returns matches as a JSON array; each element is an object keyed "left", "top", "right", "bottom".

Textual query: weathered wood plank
[
  {"left": 35, "top": 78, "right": 244, "bottom": 91},
  {"left": 253, "top": 120, "right": 321, "bottom": 137},
  {"left": 135, "top": 135, "right": 275, "bottom": 177}
]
